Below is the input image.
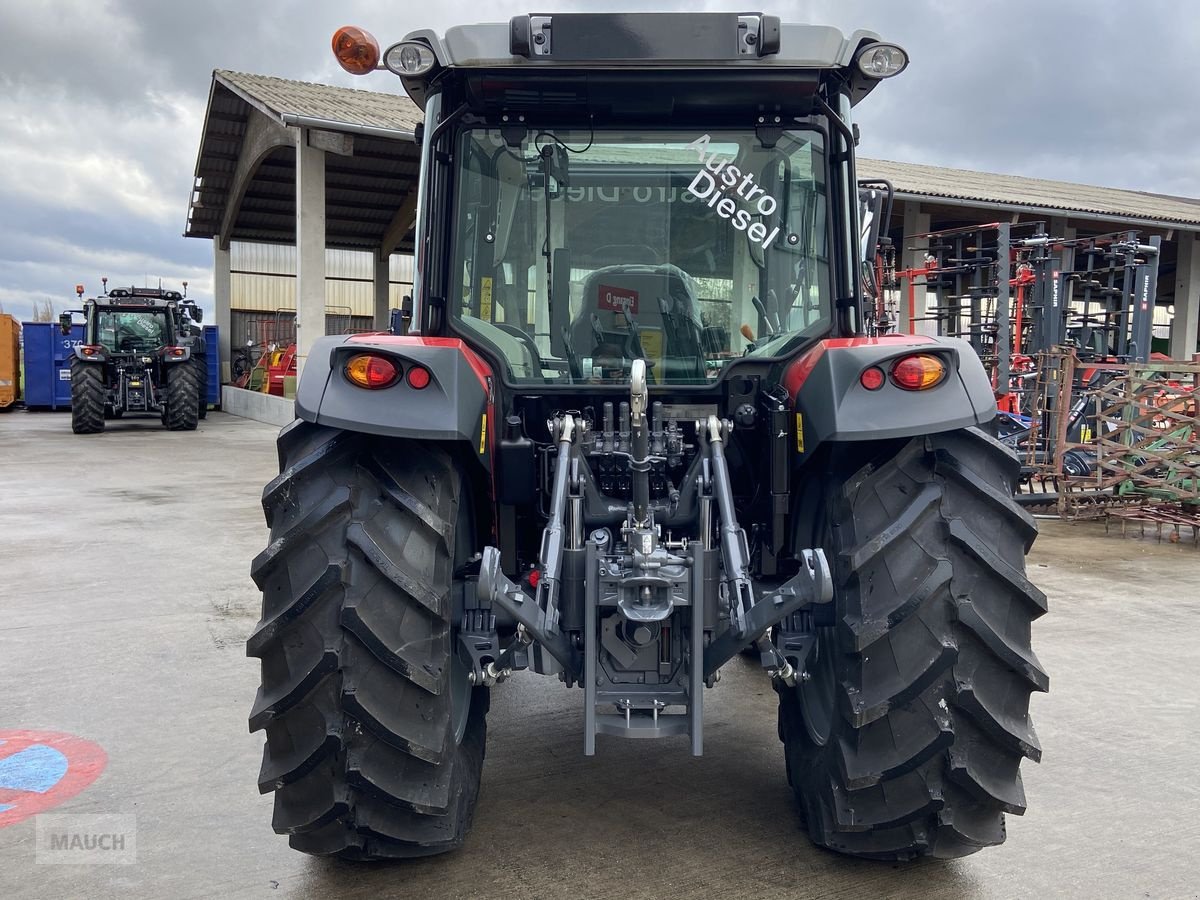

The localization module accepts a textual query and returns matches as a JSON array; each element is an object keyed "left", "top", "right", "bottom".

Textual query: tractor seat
[{"left": 568, "top": 264, "right": 707, "bottom": 382}]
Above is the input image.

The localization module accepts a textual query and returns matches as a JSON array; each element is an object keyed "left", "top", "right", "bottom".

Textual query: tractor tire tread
[
  {"left": 249, "top": 423, "right": 487, "bottom": 859},
  {"left": 780, "top": 425, "right": 1046, "bottom": 860},
  {"left": 70, "top": 361, "right": 105, "bottom": 434},
  {"left": 166, "top": 361, "right": 201, "bottom": 430}
]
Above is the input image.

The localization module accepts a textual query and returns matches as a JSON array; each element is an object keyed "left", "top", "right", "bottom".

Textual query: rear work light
[
  {"left": 345, "top": 354, "right": 399, "bottom": 389},
  {"left": 891, "top": 354, "right": 947, "bottom": 391},
  {"left": 332, "top": 25, "right": 380, "bottom": 75},
  {"left": 855, "top": 42, "right": 909, "bottom": 79},
  {"left": 406, "top": 365, "right": 431, "bottom": 390},
  {"left": 384, "top": 41, "right": 437, "bottom": 77}
]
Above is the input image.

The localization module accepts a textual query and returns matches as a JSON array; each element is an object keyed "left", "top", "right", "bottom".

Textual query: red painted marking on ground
[{"left": 0, "top": 730, "right": 107, "bottom": 828}]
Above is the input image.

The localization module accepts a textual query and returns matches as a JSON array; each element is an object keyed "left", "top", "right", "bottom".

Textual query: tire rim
[{"left": 799, "top": 627, "right": 837, "bottom": 746}]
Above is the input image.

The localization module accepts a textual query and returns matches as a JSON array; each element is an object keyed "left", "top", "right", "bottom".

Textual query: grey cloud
[{"left": 0, "top": 0, "right": 1196, "bottom": 327}]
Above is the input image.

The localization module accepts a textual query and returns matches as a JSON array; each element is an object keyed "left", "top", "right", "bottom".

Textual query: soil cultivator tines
[
  {"left": 1021, "top": 349, "right": 1200, "bottom": 525},
  {"left": 1091, "top": 360, "right": 1200, "bottom": 502}
]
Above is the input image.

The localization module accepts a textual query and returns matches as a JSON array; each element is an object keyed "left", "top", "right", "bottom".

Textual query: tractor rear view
[
  {"left": 62, "top": 284, "right": 206, "bottom": 433},
  {"left": 249, "top": 13, "right": 1046, "bottom": 863}
]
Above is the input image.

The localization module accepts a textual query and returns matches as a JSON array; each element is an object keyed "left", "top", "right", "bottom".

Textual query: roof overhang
[
  {"left": 185, "top": 70, "right": 422, "bottom": 253},
  {"left": 859, "top": 158, "right": 1200, "bottom": 234}
]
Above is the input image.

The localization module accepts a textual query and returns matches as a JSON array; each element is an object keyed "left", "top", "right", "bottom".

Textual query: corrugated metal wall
[{"left": 230, "top": 243, "right": 415, "bottom": 316}]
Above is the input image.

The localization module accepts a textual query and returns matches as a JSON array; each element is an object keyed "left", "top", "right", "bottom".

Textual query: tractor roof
[
  {"left": 407, "top": 14, "right": 877, "bottom": 71},
  {"left": 89, "top": 287, "right": 185, "bottom": 305},
  {"left": 397, "top": 13, "right": 892, "bottom": 110},
  {"left": 87, "top": 288, "right": 182, "bottom": 309}
]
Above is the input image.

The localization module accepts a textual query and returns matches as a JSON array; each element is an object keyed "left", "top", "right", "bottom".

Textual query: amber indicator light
[
  {"left": 345, "top": 353, "right": 399, "bottom": 389},
  {"left": 891, "top": 354, "right": 947, "bottom": 391}
]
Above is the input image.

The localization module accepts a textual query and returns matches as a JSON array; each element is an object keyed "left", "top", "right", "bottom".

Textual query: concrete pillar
[
  {"left": 901, "top": 201, "right": 931, "bottom": 333},
  {"left": 212, "top": 237, "right": 232, "bottom": 384},
  {"left": 295, "top": 129, "right": 326, "bottom": 377},
  {"left": 1170, "top": 231, "right": 1200, "bottom": 359},
  {"left": 373, "top": 251, "right": 391, "bottom": 330}
]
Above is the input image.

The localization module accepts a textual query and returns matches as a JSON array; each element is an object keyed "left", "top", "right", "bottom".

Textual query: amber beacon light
[{"left": 332, "top": 26, "right": 381, "bottom": 75}]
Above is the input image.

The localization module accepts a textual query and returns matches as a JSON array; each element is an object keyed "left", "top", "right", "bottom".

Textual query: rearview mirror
[{"left": 58, "top": 313, "right": 72, "bottom": 336}]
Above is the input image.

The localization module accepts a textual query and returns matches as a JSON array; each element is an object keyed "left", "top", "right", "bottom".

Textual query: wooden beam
[{"left": 379, "top": 188, "right": 419, "bottom": 257}]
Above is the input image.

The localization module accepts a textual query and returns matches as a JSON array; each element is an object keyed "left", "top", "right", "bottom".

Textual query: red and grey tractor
[{"left": 249, "top": 13, "right": 1046, "bottom": 862}]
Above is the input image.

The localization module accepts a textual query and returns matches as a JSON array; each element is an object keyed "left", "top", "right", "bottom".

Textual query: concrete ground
[{"left": 1, "top": 410, "right": 1198, "bottom": 899}]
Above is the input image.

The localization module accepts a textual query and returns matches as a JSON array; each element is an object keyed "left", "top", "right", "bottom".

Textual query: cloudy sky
[{"left": 1, "top": 0, "right": 1197, "bottom": 322}]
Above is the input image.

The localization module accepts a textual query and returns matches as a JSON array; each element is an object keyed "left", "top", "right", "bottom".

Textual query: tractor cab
[{"left": 333, "top": 13, "right": 907, "bottom": 390}]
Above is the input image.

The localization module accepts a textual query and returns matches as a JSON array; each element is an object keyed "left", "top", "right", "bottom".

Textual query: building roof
[
  {"left": 857, "top": 157, "right": 1200, "bottom": 232},
  {"left": 186, "top": 70, "right": 1200, "bottom": 251},
  {"left": 213, "top": 70, "right": 421, "bottom": 136},
  {"left": 185, "top": 71, "right": 421, "bottom": 251}
]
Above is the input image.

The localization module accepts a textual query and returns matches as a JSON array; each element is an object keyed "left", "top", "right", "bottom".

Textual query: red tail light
[
  {"left": 345, "top": 354, "right": 399, "bottom": 389},
  {"left": 891, "top": 354, "right": 947, "bottom": 391},
  {"left": 406, "top": 365, "right": 431, "bottom": 389},
  {"left": 169, "top": 347, "right": 187, "bottom": 358},
  {"left": 859, "top": 366, "right": 885, "bottom": 390}
]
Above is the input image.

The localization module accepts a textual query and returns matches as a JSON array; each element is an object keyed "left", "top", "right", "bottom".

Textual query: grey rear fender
[
  {"left": 787, "top": 335, "right": 996, "bottom": 456},
  {"left": 295, "top": 334, "right": 494, "bottom": 467},
  {"left": 71, "top": 346, "right": 108, "bottom": 363}
]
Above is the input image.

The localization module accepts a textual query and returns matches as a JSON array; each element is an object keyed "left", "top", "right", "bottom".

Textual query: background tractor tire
[
  {"left": 70, "top": 360, "right": 105, "bottom": 434},
  {"left": 248, "top": 422, "right": 488, "bottom": 860},
  {"left": 194, "top": 358, "right": 208, "bottom": 419},
  {"left": 165, "top": 362, "right": 200, "bottom": 431},
  {"left": 779, "top": 426, "right": 1048, "bottom": 860}
]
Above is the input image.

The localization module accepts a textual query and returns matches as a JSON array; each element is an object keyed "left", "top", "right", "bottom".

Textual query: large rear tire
[
  {"left": 165, "top": 362, "right": 200, "bottom": 431},
  {"left": 70, "top": 360, "right": 105, "bottom": 434},
  {"left": 779, "top": 426, "right": 1048, "bottom": 860},
  {"left": 248, "top": 422, "right": 488, "bottom": 859}
]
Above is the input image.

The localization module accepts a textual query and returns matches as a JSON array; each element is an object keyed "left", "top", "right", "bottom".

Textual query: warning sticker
[
  {"left": 639, "top": 327, "right": 664, "bottom": 378},
  {"left": 598, "top": 284, "right": 639, "bottom": 315},
  {"left": 480, "top": 277, "right": 493, "bottom": 321}
]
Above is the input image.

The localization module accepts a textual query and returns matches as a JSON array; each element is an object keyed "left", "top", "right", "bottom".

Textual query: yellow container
[{"left": 0, "top": 314, "right": 19, "bottom": 409}]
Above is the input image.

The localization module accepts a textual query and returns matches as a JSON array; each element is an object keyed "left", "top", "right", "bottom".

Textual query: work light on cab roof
[{"left": 855, "top": 41, "right": 908, "bottom": 78}]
